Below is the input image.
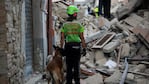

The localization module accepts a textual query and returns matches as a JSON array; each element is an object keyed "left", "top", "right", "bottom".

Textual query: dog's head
[{"left": 53, "top": 45, "right": 65, "bottom": 56}]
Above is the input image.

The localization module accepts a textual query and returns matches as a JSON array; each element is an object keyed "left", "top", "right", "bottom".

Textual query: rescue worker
[
  {"left": 98, "top": 0, "right": 111, "bottom": 19},
  {"left": 60, "top": 5, "right": 86, "bottom": 84},
  {"left": 93, "top": 7, "right": 99, "bottom": 17}
]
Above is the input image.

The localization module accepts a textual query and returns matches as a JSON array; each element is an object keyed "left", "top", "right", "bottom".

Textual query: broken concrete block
[
  {"left": 136, "top": 78, "right": 149, "bottom": 84},
  {"left": 137, "top": 45, "right": 149, "bottom": 56},
  {"left": 95, "top": 59, "right": 107, "bottom": 67},
  {"left": 103, "top": 40, "right": 120, "bottom": 53},
  {"left": 126, "top": 73, "right": 135, "bottom": 81},
  {"left": 104, "top": 70, "right": 122, "bottom": 84},
  {"left": 85, "top": 74, "right": 104, "bottom": 84},
  {"left": 111, "top": 3, "right": 122, "bottom": 14},
  {"left": 85, "top": 31, "right": 105, "bottom": 43},
  {"left": 94, "top": 50, "right": 105, "bottom": 61},
  {"left": 114, "top": 33, "right": 124, "bottom": 40},
  {"left": 80, "top": 56, "right": 87, "bottom": 63},
  {"left": 85, "top": 52, "right": 95, "bottom": 64},
  {"left": 133, "top": 64, "right": 146, "bottom": 72},
  {"left": 85, "top": 61, "right": 95, "bottom": 68},
  {"left": 98, "top": 16, "right": 106, "bottom": 28},
  {"left": 80, "top": 64, "right": 87, "bottom": 70},
  {"left": 115, "top": 22, "right": 131, "bottom": 35},
  {"left": 120, "top": 43, "right": 130, "bottom": 58},
  {"left": 110, "top": 18, "right": 119, "bottom": 26},
  {"left": 125, "top": 35, "right": 138, "bottom": 44}
]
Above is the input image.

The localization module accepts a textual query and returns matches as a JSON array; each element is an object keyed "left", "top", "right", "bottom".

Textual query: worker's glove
[{"left": 82, "top": 48, "right": 86, "bottom": 56}]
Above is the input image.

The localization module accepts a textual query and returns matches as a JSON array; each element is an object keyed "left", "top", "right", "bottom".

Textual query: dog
[{"left": 46, "top": 45, "right": 64, "bottom": 84}]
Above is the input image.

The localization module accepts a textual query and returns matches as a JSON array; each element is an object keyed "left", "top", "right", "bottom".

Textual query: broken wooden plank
[
  {"left": 95, "top": 69, "right": 111, "bottom": 76},
  {"left": 80, "top": 69, "right": 95, "bottom": 76},
  {"left": 140, "top": 61, "right": 149, "bottom": 65},
  {"left": 132, "top": 27, "right": 149, "bottom": 49},
  {"left": 92, "top": 32, "right": 115, "bottom": 48},
  {"left": 128, "top": 71, "right": 149, "bottom": 77}
]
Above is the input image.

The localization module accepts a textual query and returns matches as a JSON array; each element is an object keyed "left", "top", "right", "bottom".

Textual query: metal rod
[{"left": 120, "top": 58, "right": 129, "bottom": 84}]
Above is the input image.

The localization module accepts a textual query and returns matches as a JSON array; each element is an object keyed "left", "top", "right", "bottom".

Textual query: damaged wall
[{"left": 0, "top": 0, "right": 25, "bottom": 84}]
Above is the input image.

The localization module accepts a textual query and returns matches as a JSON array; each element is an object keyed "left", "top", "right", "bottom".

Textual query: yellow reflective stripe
[{"left": 66, "top": 32, "right": 80, "bottom": 34}]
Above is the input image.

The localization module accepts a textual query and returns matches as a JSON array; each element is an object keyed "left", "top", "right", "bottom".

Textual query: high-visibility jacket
[{"left": 61, "top": 21, "right": 84, "bottom": 43}]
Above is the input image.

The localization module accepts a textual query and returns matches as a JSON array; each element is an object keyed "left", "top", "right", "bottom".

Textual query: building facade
[{"left": 0, "top": 0, "right": 48, "bottom": 83}]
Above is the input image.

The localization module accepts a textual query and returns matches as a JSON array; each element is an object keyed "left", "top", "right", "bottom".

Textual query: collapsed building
[
  {"left": 52, "top": 0, "right": 149, "bottom": 84},
  {"left": 0, "top": 0, "right": 148, "bottom": 84}
]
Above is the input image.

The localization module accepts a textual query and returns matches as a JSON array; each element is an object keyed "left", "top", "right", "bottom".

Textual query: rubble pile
[{"left": 52, "top": 1, "right": 149, "bottom": 84}]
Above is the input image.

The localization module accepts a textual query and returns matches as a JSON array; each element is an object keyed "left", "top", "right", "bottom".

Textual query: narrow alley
[{"left": 0, "top": 0, "right": 149, "bottom": 84}]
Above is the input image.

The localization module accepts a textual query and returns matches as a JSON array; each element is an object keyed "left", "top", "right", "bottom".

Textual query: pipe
[
  {"left": 120, "top": 57, "right": 129, "bottom": 84},
  {"left": 47, "top": 0, "right": 54, "bottom": 55}
]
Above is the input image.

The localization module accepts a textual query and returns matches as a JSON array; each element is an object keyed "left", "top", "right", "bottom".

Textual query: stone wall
[{"left": 0, "top": 0, "right": 25, "bottom": 84}]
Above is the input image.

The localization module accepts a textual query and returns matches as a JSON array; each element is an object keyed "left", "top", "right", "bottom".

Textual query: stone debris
[
  {"left": 103, "top": 40, "right": 120, "bottom": 53},
  {"left": 52, "top": 0, "right": 149, "bottom": 84},
  {"left": 84, "top": 73, "right": 104, "bottom": 84}
]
